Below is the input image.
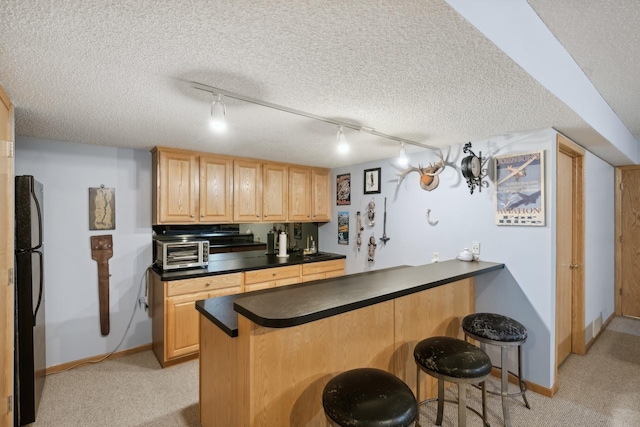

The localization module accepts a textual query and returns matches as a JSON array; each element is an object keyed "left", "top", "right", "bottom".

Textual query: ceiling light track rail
[{"left": 191, "top": 81, "right": 437, "bottom": 151}]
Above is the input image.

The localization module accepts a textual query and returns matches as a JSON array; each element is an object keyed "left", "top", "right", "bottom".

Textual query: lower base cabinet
[
  {"left": 151, "top": 272, "right": 243, "bottom": 367},
  {"left": 151, "top": 259, "right": 345, "bottom": 367}
]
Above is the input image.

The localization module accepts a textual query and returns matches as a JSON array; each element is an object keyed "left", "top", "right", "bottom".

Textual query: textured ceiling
[
  {"left": 0, "top": 0, "right": 637, "bottom": 168},
  {"left": 528, "top": 0, "right": 640, "bottom": 139}
]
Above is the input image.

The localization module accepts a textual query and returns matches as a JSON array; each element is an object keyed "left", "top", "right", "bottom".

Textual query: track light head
[
  {"left": 397, "top": 142, "right": 408, "bottom": 167},
  {"left": 337, "top": 126, "right": 349, "bottom": 154},
  {"left": 210, "top": 94, "right": 227, "bottom": 132}
]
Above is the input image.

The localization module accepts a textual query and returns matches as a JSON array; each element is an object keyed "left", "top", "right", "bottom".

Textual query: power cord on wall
[{"left": 57, "top": 264, "right": 152, "bottom": 373}]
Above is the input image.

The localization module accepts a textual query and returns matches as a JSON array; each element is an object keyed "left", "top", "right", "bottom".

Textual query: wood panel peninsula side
[{"left": 196, "top": 260, "right": 504, "bottom": 427}]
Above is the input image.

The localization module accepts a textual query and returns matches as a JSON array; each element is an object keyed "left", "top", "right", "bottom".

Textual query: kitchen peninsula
[{"left": 196, "top": 259, "right": 504, "bottom": 427}]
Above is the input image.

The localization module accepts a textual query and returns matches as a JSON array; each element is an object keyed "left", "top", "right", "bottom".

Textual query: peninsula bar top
[{"left": 196, "top": 260, "right": 504, "bottom": 336}]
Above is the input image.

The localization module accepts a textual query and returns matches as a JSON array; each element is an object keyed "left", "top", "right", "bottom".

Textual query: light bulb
[
  {"left": 209, "top": 94, "right": 227, "bottom": 132},
  {"left": 397, "top": 143, "right": 408, "bottom": 167},
  {"left": 337, "top": 126, "right": 349, "bottom": 153}
]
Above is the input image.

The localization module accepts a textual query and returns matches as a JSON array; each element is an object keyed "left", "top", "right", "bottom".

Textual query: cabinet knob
[
  {"left": 256, "top": 214, "right": 260, "bottom": 218},
  {"left": 264, "top": 214, "right": 268, "bottom": 218},
  {"left": 191, "top": 214, "right": 195, "bottom": 218},
  {"left": 272, "top": 272, "right": 277, "bottom": 276},
  {"left": 307, "top": 215, "right": 310, "bottom": 218},
  {"left": 205, "top": 283, "right": 210, "bottom": 287},
  {"left": 201, "top": 214, "right": 205, "bottom": 218}
]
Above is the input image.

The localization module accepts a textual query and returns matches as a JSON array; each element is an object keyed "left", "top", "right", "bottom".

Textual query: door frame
[
  {"left": 554, "top": 134, "right": 586, "bottom": 382},
  {"left": 614, "top": 165, "right": 640, "bottom": 316},
  {"left": 1, "top": 83, "right": 15, "bottom": 426}
]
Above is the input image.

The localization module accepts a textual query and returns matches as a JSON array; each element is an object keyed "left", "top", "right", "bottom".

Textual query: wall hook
[{"left": 426, "top": 209, "right": 439, "bottom": 226}]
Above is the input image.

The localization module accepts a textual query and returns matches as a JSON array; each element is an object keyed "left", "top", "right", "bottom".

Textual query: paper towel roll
[{"left": 277, "top": 232, "right": 288, "bottom": 257}]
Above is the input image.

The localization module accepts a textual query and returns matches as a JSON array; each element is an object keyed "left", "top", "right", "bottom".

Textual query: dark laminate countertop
[
  {"left": 195, "top": 260, "right": 504, "bottom": 338},
  {"left": 153, "top": 250, "right": 346, "bottom": 281}
]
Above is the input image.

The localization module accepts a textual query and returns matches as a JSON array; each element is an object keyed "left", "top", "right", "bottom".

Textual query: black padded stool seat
[
  {"left": 462, "top": 313, "right": 531, "bottom": 427},
  {"left": 462, "top": 312, "right": 528, "bottom": 343},
  {"left": 414, "top": 336, "right": 492, "bottom": 427},
  {"left": 322, "top": 367, "right": 417, "bottom": 427}
]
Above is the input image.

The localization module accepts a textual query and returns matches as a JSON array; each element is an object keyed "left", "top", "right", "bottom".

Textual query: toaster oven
[{"left": 155, "top": 239, "right": 209, "bottom": 270}]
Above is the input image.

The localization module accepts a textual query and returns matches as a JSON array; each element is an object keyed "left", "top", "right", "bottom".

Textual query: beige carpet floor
[{"left": 27, "top": 316, "right": 640, "bottom": 426}]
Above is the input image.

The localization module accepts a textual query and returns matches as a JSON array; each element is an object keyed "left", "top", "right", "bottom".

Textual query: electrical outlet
[
  {"left": 432, "top": 252, "right": 440, "bottom": 262},
  {"left": 471, "top": 241, "right": 480, "bottom": 255}
]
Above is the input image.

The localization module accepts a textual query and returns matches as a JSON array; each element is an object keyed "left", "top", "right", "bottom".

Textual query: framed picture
[
  {"left": 336, "top": 173, "right": 351, "bottom": 205},
  {"left": 364, "top": 167, "right": 381, "bottom": 194},
  {"left": 494, "top": 150, "right": 545, "bottom": 226},
  {"left": 338, "top": 211, "right": 349, "bottom": 245},
  {"left": 89, "top": 186, "right": 116, "bottom": 230}
]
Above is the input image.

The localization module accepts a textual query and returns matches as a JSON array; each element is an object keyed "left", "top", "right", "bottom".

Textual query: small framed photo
[{"left": 364, "top": 168, "right": 381, "bottom": 194}]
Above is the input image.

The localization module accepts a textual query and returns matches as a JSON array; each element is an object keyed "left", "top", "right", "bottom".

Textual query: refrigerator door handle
[
  {"left": 33, "top": 250, "right": 44, "bottom": 325},
  {"left": 31, "top": 186, "right": 43, "bottom": 251}
]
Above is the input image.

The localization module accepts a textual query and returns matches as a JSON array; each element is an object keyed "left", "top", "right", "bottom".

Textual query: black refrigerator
[{"left": 14, "top": 175, "right": 46, "bottom": 426}]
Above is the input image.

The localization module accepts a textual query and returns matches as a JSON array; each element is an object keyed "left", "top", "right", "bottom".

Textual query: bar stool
[
  {"left": 322, "top": 367, "right": 417, "bottom": 427},
  {"left": 462, "top": 313, "right": 531, "bottom": 427},
  {"left": 414, "top": 336, "right": 492, "bottom": 427}
]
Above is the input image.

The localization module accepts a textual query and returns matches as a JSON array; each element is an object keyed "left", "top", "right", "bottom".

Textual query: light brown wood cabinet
[
  {"left": 152, "top": 147, "right": 232, "bottom": 224},
  {"left": 233, "top": 159, "right": 262, "bottom": 222},
  {"left": 153, "top": 146, "right": 331, "bottom": 225},
  {"left": 301, "top": 259, "right": 346, "bottom": 282},
  {"left": 288, "top": 166, "right": 312, "bottom": 221},
  {"left": 234, "top": 160, "right": 289, "bottom": 223},
  {"left": 262, "top": 163, "right": 288, "bottom": 222},
  {"left": 311, "top": 168, "right": 331, "bottom": 221},
  {"left": 288, "top": 166, "right": 332, "bottom": 222},
  {"left": 244, "top": 265, "right": 301, "bottom": 292},
  {"left": 151, "top": 272, "right": 243, "bottom": 367}
]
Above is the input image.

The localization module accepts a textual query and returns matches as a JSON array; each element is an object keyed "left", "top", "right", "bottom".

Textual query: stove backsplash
[{"left": 153, "top": 222, "right": 320, "bottom": 252}]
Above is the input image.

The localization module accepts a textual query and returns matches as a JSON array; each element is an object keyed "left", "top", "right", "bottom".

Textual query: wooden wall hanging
[{"left": 91, "top": 234, "right": 113, "bottom": 335}]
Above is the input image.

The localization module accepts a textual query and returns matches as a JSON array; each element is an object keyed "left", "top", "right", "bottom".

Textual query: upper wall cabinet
[
  {"left": 234, "top": 160, "right": 289, "bottom": 223},
  {"left": 288, "top": 166, "right": 311, "bottom": 221},
  {"left": 289, "top": 167, "right": 331, "bottom": 222},
  {"left": 311, "top": 168, "right": 331, "bottom": 222},
  {"left": 152, "top": 147, "right": 233, "bottom": 224},
  {"left": 233, "top": 159, "right": 262, "bottom": 222},
  {"left": 262, "top": 163, "right": 288, "bottom": 222},
  {"left": 200, "top": 154, "right": 233, "bottom": 223},
  {"left": 153, "top": 146, "right": 331, "bottom": 225}
]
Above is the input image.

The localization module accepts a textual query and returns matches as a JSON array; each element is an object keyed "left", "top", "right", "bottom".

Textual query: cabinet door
[
  {"left": 311, "top": 168, "right": 331, "bottom": 222},
  {"left": 157, "top": 150, "right": 198, "bottom": 223},
  {"left": 263, "top": 163, "right": 288, "bottom": 222},
  {"left": 234, "top": 160, "right": 262, "bottom": 222},
  {"left": 288, "top": 166, "right": 312, "bottom": 221},
  {"left": 166, "top": 291, "right": 210, "bottom": 360},
  {"left": 165, "top": 286, "right": 239, "bottom": 360},
  {"left": 200, "top": 154, "right": 233, "bottom": 223}
]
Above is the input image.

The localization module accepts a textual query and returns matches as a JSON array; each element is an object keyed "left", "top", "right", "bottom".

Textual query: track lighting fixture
[
  {"left": 397, "top": 142, "right": 408, "bottom": 167},
  {"left": 192, "top": 81, "right": 439, "bottom": 153},
  {"left": 209, "top": 93, "right": 227, "bottom": 132},
  {"left": 336, "top": 126, "right": 349, "bottom": 153}
]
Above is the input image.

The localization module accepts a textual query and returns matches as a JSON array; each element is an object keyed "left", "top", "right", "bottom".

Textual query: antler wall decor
[{"left": 396, "top": 148, "right": 447, "bottom": 191}]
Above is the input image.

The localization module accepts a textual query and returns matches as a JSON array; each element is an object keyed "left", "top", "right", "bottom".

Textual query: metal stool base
[
  {"left": 464, "top": 331, "right": 531, "bottom": 426},
  {"left": 416, "top": 366, "right": 490, "bottom": 427}
]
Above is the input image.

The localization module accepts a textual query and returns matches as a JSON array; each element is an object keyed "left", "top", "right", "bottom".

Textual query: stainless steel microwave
[{"left": 155, "top": 239, "right": 209, "bottom": 270}]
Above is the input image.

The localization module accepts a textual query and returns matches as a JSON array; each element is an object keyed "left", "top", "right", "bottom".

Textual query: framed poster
[
  {"left": 336, "top": 173, "right": 351, "bottom": 205},
  {"left": 89, "top": 186, "right": 116, "bottom": 230},
  {"left": 364, "top": 167, "right": 381, "bottom": 194},
  {"left": 338, "top": 211, "right": 349, "bottom": 245},
  {"left": 495, "top": 151, "right": 545, "bottom": 226}
]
